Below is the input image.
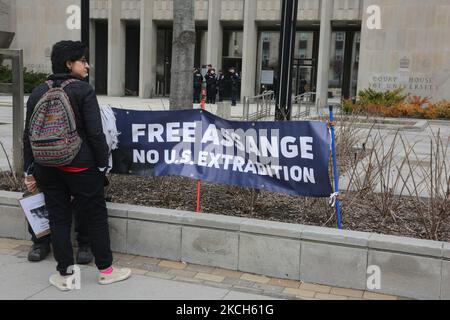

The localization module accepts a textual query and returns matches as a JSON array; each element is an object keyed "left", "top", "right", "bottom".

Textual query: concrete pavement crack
[{"left": 24, "top": 284, "right": 53, "bottom": 300}]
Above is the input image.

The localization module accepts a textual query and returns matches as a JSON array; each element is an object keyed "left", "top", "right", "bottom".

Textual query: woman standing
[{"left": 23, "top": 41, "right": 131, "bottom": 291}]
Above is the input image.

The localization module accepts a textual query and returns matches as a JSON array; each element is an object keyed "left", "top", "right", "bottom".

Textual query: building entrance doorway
[
  {"left": 329, "top": 30, "right": 360, "bottom": 101},
  {"left": 257, "top": 31, "right": 319, "bottom": 99},
  {"left": 221, "top": 57, "right": 242, "bottom": 100},
  {"left": 125, "top": 23, "right": 140, "bottom": 96},
  {"left": 156, "top": 28, "right": 172, "bottom": 96},
  {"left": 292, "top": 58, "right": 316, "bottom": 96},
  {"left": 155, "top": 28, "right": 209, "bottom": 96},
  {"left": 94, "top": 20, "right": 108, "bottom": 95}
]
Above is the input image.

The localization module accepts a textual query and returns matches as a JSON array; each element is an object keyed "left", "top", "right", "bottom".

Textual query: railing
[
  {"left": 242, "top": 91, "right": 349, "bottom": 121},
  {"left": 243, "top": 91, "right": 275, "bottom": 121},
  {"left": 292, "top": 92, "right": 316, "bottom": 119},
  {"left": 0, "top": 49, "right": 24, "bottom": 175}
]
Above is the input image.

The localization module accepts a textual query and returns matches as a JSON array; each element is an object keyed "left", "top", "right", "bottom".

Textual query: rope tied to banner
[
  {"left": 327, "top": 121, "right": 336, "bottom": 151},
  {"left": 329, "top": 192, "right": 340, "bottom": 208}
]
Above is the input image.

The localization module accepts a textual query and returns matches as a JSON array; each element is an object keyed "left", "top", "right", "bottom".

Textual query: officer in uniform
[
  {"left": 229, "top": 68, "right": 241, "bottom": 106},
  {"left": 217, "top": 70, "right": 225, "bottom": 102},
  {"left": 193, "top": 67, "right": 203, "bottom": 103},
  {"left": 204, "top": 68, "right": 218, "bottom": 104}
]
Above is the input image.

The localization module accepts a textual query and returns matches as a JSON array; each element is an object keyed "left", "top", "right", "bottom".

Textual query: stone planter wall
[{"left": 0, "top": 190, "right": 448, "bottom": 300}]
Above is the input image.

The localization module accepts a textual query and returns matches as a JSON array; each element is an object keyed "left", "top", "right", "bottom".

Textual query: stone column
[
  {"left": 0, "top": 0, "right": 13, "bottom": 33},
  {"left": 139, "top": 0, "right": 157, "bottom": 98},
  {"left": 206, "top": 0, "right": 222, "bottom": 70},
  {"left": 107, "top": 0, "right": 126, "bottom": 96},
  {"left": 316, "top": 0, "right": 333, "bottom": 110},
  {"left": 241, "top": 0, "right": 258, "bottom": 99},
  {"left": 8, "top": 0, "right": 17, "bottom": 48}
]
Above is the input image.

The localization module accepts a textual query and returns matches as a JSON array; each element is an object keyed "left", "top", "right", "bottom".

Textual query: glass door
[
  {"left": 156, "top": 28, "right": 173, "bottom": 96},
  {"left": 329, "top": 31, "right": 346, "bottom": 102},
  {"left": 292, "top": 32, "right": 316, "bottom": 97},
  {"left": 293, "top": 59, "right": 315, "bottom": 96},
  {"left": 221, "top": 30, "right": 243, "bottom": 100},
  {"left": 350, "top": 32, "right": 360, "bottom": 99},
  {"left": 257, "top": 31, "right": 318, "bottom": 97},
  {"left": 330, "top": 30, "right": 361, "bottom": 102}
]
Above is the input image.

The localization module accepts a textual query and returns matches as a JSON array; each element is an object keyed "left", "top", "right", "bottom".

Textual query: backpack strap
[
  {"left": 45, "top": 80, "right": 54, "bottom": 89},
  {"left": 45, "top": 79, "right": 77, "bottom": 89},
  {"left": 61, "top": 79, "right": 77, "bottom": 89}
]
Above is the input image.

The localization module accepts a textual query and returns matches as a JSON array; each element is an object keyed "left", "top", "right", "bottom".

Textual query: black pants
[
  {"left": 207, "top": 87, "right": 216, "bottom": 104},
  {"left": 231, "top": 88, "right": 239, "bottom": 106},
  {"left": 27, "top": 208, "right": 90, "bottom": 248},
  {"left": 193, "top": 86, "right": 201, "bottom": 103},
  {"left": 34, "top": 165, "right": 113, "bottom": 275}
]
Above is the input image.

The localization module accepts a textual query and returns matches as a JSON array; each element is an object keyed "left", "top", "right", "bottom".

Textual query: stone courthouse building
[{"left": 2, "top": 0, "right": 450, "bottom": 106}]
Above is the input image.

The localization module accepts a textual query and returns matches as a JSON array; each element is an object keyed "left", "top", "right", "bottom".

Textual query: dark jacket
[
  {"left": 230, "top": 73, "right": 241, "bottom": 88},
  {"left": 23, "top": 74, "right": 109, "bottom": 172},
  {"left": 204, "top": 73, "right": 218, "bottom": 90},
  {"left": 193, "top": 71, "right": 203, "bottom": 88},
  {"left": 217, "top": 74, "right": 225, "bottom": 92}
]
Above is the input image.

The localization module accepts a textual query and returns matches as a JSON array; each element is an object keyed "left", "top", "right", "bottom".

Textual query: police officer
[
  {"left": 204, "top": 68, "right": 218, "bottom": 104},
  {"left": 229, "top": 67, "right": 241, "bottom": 106},
  {"left": 217, "top": 70, "right": 225, "bottom": 102},
  {"left": 193, "top": 67, "right": 203, "bottom": 103}
]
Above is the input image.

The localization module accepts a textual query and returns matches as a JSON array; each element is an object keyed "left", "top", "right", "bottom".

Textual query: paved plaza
[{"left": 0, "top": 237, "right": 403, "bottom": 300}]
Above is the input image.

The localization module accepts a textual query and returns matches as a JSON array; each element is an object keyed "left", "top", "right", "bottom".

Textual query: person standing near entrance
[
  {"left": 23, "top": 40, "right": 131, "bottom": 291},
  {"left": 217, "top": 70, "right": 225, "bottom": 102},
  {"left": 193, "top": 67, "right": 203, "bottom": 103},
  {"left": 229, "top": 67, "right": 241, "bottom": 106},
  {"left": 204, "top": 68, "right": 218, "bottom": 104},
  {"left": 299, "top": 77, "right": 307, "bottom": 95}
]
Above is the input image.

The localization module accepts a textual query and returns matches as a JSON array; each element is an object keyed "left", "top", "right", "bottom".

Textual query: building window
[
  {"left": 257, "top": 31, "right": 317, "bottom": 96},
  {"left": 329, "top": 32, "right": 346, "bottom": 98},
  {"left": 351, "top": 32, "right": 361, "bottom": 98},
  {"left": 223, "top": 30, "right": 243, "bottom": 58}
]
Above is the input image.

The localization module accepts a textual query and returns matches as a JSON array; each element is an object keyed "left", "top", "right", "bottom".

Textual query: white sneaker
[
  {"left": 49, "top": 273, "right": 76, "bottom": 291},
  {"left": 98, "top": 267, "right": 132, "bottom": 285}
]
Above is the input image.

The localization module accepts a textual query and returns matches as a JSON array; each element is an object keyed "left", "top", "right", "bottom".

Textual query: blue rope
[{"left": 329, "top": 105, "right": 342, "bottom": 230}]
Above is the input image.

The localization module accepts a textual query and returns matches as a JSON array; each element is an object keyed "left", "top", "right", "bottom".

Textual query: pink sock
[{"left": 100, "top": 267, "right": 114, "bottom": 275}]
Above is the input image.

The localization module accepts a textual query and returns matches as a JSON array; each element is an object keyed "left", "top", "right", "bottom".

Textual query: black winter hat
[{"left": 51, "top": 40, "right": 88, "bottom": 74}]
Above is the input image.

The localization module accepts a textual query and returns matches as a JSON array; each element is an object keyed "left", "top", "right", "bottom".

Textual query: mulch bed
[{"left": 103, "top": 174, "right": 449, "bottom": 242}]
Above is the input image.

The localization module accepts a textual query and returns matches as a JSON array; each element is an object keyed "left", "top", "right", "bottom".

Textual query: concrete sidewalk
[
  {"left": 0, "top": 248, "right": 277, "bottom": 301},
  {"left": 0, "top": 238, "right": 404, "bottom": 300}
]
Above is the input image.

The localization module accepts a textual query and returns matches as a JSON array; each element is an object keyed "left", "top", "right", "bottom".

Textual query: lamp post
[
  {"left": 275, "top": 0, "right": 299, "bottom": 121},
  {"left": 81, "top": 0, "right": 90, "bottom": 47}
]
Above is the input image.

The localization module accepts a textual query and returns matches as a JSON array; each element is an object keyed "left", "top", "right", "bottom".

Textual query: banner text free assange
[{"left": 131, "top": 122, "right": 319, "bottom": 184}]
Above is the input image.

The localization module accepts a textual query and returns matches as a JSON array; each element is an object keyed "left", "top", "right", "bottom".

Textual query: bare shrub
[
  {"left": 399, "top": 129, "right": 450, "bottom": 240},
  {"left": 344, "top": 124, "right": 450, "bottom": 241},
  {"left": 0, "top": 140, "right": 22, "bottom": 191}
]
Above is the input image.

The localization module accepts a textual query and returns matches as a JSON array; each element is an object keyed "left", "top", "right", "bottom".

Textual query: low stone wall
[{"left": 0, "top": 190, "right": 448, "bottom": 300}]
